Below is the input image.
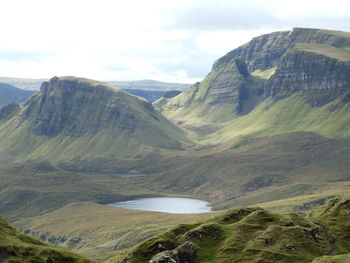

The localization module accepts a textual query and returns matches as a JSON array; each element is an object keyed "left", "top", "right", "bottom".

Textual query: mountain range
[{"left": 1, "top": 27, "right": 350, "bottom": 263}]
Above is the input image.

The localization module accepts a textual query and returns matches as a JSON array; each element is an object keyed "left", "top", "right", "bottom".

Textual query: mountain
[
  {"left": 0, "top": 82, "right": 36, "bottom": 108},
  {"left": 0, "top": 76, "right": 189, "bottom": 168},
  {"left": 108, "top": 196, "right": 350, "bottom": 263},
  {"left": 0, "top": 215, "right": 94, "bottom": 263},
  {"left": 107, "top": 79, "right": 190, "bottom": 91},
  {"left": 155, "top": 28, "right": 350, "bottom": 139},
  {"left": 0, "top": 77, "right": 46, "bottom": 90},
  {"left": 123, "top": 89, "right": 166, "bottom": 102}
]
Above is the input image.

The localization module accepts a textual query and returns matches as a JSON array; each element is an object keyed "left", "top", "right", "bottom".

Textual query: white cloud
[{"left": 0, "top": 0, "right": 349, "bottom": 82}]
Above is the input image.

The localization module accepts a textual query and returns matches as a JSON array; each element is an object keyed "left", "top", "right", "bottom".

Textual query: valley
[{"left": 1, "top": 27, "right": 350, "bottom": 263}]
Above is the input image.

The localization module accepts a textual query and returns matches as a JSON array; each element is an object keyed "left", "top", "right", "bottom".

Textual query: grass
[
  {"left": 13, "top": 202, "right": 210, "bottom": 262},
  {"left": 109, "top": 197, "right": 350, "bottom": 263},
  {"left": 296, "top": 43, "right": 350, "bottom": 62},
  {"left": 0, "top": 216, "right": 94, "bottom": 263},
  {"left": 251, "top": 67, "right": 276, "bottom": 79},
  {"left": 0, "top": 76, "right": 191, "bottom": 167},
  {"left": 211, "top": 92, "right": 350, "bottom": 141}
]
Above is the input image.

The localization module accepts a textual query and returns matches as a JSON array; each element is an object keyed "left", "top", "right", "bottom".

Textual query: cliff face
[
  {"left": 213, "top": 28, "right": 350, "bottom": 72},
  {"left": 24, "top": 76, "right": 154, "bottom": 137},
  {"left": 157, "top": 28, "right": 350, "bottom": 126},
  {"left": 0, "top": 76, "right": 188, "bottom": 166}
]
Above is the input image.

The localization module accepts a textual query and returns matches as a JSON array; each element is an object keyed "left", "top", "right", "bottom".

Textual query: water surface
[{"left": 109, "top": 197, "right": 211, "bottom": 214}]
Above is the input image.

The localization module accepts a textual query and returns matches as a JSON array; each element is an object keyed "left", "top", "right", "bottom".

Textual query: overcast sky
[{"left": 0, "top": 0, "right": 350, "bottom": 83}]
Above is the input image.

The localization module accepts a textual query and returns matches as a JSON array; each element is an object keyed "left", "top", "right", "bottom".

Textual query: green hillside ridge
[
  {"left": 296, "top": 43, "right": 350, "bottom": 62},
  {"left": 155, "top": 28, "right": 350, "bottom": 135},
  {"left": 2, "top": 28, "right": 350, "bottom": 263},
  {"left": 108, "top": 196, "right": 350, "bottom": 263},
  {"left": 0, "top": 76, "right": 190, "bottom": 167},
  {"left": 0, "top": 215, "right": 94, "bottom": 263}
]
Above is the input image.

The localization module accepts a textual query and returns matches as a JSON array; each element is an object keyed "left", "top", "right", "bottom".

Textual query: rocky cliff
[{"left": 156, "top": 28, "right": 350, "bottom": 127}]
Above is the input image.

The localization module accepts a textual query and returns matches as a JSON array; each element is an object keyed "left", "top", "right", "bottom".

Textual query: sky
[{"left": 0, "top": 0, "right": 350, "bottom": 83}]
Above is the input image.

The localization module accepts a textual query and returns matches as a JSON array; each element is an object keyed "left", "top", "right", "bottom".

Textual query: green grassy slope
[
  {"left": 108, "top": 196, "right": 350, "bottom": 263},
  {"left": 296, "top": 43, "right": 350, "bottom": 62},
  {"left": 155, "top": 28, "right": 350, "bottom": 135},
  {"left": 0, "top": 162, "right": 162, "bottom": 220},
  {"left": 13, "top": 202, "right": 210, "bottom": 262},
  {"left": 140, "top": 131, "right": 350, "bottom": 211},
  {"left": 213, "top": 92, "right": 350, "bottom": 141},
  {"left": 0, "top": 216, "right": 94, "bottom": 263},
  {"left": 0, "top": 76, "right": 190, "bottom": 168}
]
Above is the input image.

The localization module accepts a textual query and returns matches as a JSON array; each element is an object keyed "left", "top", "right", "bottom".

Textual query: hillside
[
  {"left": 0, "top": 82, "right": 36, "bottom": 109},
  {"left": 0, "top": 215, "right": 94, "bottom": 263},
  {"left": 108, "top": 196, "right": 350, "bottom": 263},
  {"left": 0, "top": 76, "right": 189, "bottom": 168},
  {"left": 155, "top": 28, "right": 350, "bottom": 137}
]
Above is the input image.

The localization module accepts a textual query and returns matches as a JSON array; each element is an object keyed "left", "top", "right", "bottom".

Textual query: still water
[{"left": 109, "top": 197, "right": 212, "bottom": 214}]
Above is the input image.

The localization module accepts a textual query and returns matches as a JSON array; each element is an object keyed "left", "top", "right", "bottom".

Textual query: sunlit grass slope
[
  {"left": 212, "top": 92, "right": 350, "bottom": 141},
  {"left": 0, "top": 216, "right": 94, "bottom": 263}
]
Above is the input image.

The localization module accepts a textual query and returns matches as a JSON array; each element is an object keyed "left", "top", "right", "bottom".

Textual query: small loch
[{"left": 109, "top": 197, "right": 212, "bottom": 214}]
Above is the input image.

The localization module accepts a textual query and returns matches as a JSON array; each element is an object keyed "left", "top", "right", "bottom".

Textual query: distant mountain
[
  {"left": 0, "top": 77, "right": 46, "bottom": 90},
  {"left": 0, "top": 77, "right": 189, "bottom": 102},
  {"left": 0, "top": 76, "right": 189, "bottom": 167},
  {"left": 107, "top": 79, "right": 191, "bottom": 91},
  {"left": 123, "top": 89, "right": 166, "bottom": 102},
  {"left": 0, "top": 82, "right": 36, "bottom": 108},
  {"left": 0, "top": 77, "right": 191, "bottom": 92}
]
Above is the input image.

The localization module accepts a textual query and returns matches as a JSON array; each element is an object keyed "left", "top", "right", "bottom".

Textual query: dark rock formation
[{"left": 150, "top": 242, "right": 197, "bottom": 263}]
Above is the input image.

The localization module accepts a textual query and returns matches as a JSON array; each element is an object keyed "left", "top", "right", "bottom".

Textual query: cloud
[
  {"left": 0, "top": 51, "right": 54, "bottom": 62},
  {"left": 0, "top": 0, "right": 349, "bottom": 82},
  {"left": 169, "top": 0, "right": 350, "bottom": 32}
]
